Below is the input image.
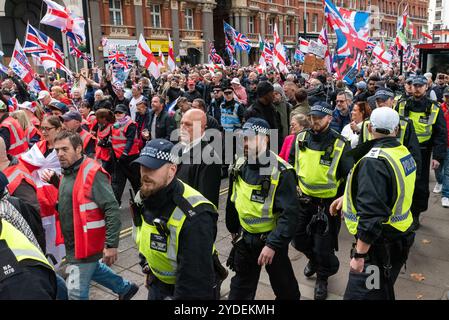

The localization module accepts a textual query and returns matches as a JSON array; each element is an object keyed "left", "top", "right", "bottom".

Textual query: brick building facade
[{"left": 91, "top": 0, "right": 216, "bottom": 65}]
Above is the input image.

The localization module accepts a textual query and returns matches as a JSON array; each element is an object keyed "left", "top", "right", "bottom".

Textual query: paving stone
[
  {"left": 115, "top": 247, "right": 140, "bottom": 269},
  {"left": 117, "top": 269, "right": 146, "bottom": 287}
]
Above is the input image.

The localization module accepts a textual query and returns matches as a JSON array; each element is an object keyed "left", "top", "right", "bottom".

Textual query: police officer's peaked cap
[
  {"left": 374, "top": 87, "right": 395, "bottom": 101},
  {"left": 241, "top": 117, "right": 271, "bottom": 136},
  {"left": 308, "top": 101, "right": 333, "bottom": 117},
  {"left": 412, "top": 76, "right": 427, "bottom": 86},
  {"left": 132, "top": 139, "right": 179, "bottom": 169}
]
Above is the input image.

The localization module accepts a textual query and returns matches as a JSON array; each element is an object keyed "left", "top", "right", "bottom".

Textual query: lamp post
[
  {"left": 397, "top": 0, "right": 407, "bottom": 74},
  {"left": 303, "top": 0, "right": 307, "bottom": 38}
]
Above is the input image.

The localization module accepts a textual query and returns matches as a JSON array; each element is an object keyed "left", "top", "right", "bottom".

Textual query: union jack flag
[
  {"left": 223, "top": 21, "right": 251, "bottom": 53},
  {"left": 23, "top": 23, "right": 64, "bottom": 64},
  {"left": 263, "top": 40, "right": 273, "bottom": 65},
  {"left": 225, "top": 37, "right": 235, "bottom": 55},
  {"left": 324, "top": 0, "right": 369, "bottom": 84},
  {"left": 234, "top": 31, "right": 251, "bottom": 52},
  {"left": 68, "top": 37, "right": 92, "bottom": 62},
  {"left": 209, "top": 43, "right": 224, "bottom": 64},
  {"left": 108, "top": 50, "right": 131, "bottom": 69}
]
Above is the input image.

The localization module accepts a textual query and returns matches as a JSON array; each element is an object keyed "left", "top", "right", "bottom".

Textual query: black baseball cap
[
  {"left": 61, "top": 110, "right": 82, "bottom": 122},
  {"left": 132, "top": 139, "right": 179, "bottom": 169}
]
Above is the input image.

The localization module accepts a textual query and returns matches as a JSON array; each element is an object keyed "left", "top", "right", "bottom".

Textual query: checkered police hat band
[
  {"left": 141, "top": 147, "right": 179, "bottom": 163},
  {"left": 312, "top": 105, "right": 332, "bottom": 115},
  {"left": 376, "top": 90, "right": 394, "bottom": 98},
  {"left": 250, "top": 124, "right": 269, "bottom": 135}
]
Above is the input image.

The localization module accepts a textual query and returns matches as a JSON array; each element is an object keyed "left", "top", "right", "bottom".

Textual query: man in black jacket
[
  {"left": 225, "top": 117, "right": 300, "bottom": 300},
  {"left": 395, "top": 75, "right": 448, "bottom": 230},
  {"left": 132, "top": 139, "right": 219, "bottom": 300},
  {"left": 176, "top": 109, "right": 221, "bottom": 207},
  {"left": 183, "top": 80, "right": 202, "bottom": 102},
  {"left": 148, "top": 95, "right": 177, "bottom": 141},
  {"left": 330, "top": 107, "right": 416, "bottom": 300},
  {"left": 244, "top": 81, "right": 283, "bottom": 148}
]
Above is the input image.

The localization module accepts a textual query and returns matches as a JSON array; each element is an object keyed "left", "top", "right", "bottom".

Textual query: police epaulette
[{"left": 330, "top": 129, "right": 348, "bottom": 144}]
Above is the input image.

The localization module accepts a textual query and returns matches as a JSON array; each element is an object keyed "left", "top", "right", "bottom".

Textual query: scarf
[
  {"left": 114, "top": 115, "right": 131, "bottom": 128},
  {"left": 0, "top": 190, "right": 42, "bottom": 251}
]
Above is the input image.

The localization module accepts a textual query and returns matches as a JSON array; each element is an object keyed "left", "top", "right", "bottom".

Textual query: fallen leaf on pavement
[
  {"left": 422, "top": 239, "right": 431, "bottom": 244},
  {"left": 410, "top": 273, "right": 426, "bottom": 282},
  {"left": 416, "top": 294, "right": 423, "bottom": 300}
]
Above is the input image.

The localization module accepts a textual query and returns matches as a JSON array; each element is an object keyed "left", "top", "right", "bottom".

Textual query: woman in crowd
[
  {"left": 279, "top": 113, "right": 311, "bottom": 161},
  {"left": 20, "top": 116, "right": 66, "bottom": 267},
  {"left": 11, "top": 110, "right": 41, "bottom": 147},
  {"left": 79, "top": 100, "right": 96, "bottom": 132},
  {"left": 341, "top": 101, "right": 371, "bottom": 148}
]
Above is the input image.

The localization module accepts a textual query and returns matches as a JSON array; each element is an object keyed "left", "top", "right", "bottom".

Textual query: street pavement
[{"left": 89, "top": 175, "right": 449, "bottom": 300}]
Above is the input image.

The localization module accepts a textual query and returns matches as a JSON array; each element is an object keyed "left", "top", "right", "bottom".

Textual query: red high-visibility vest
[
  {"left": 25, "top": 126, "right": 42, "bottom": 145},
  {"left": 0, "top": 116, "right": 28, "bottom": 156},
  {"left": 95, "top": 124, "right": 112, "bottom": 161},
  {"left": 79, "top": 129, "right": 95, "bottom": 152},
  {"left": 111, "top": 120, "right": 140, "bottom": 158},
  {"left": 3, "top": 162, "right": 37, "bottom": 195},
  {"left": 71, "top": 157, "right": 110, "bottom": 259}
]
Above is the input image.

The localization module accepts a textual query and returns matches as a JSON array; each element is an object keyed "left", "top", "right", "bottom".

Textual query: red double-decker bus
[{"left": 415, "top": 43, "right": 449, "bottom": 75}]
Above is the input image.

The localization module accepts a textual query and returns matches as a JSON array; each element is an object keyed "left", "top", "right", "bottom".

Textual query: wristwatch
[{"left": 350, "top": 248, "right": 368, "bottom": 259}]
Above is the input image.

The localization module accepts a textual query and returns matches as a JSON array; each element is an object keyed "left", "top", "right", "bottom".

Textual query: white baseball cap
[
  {"left": 231, "top": 78, "right": 241, "bottom": 85},
  {"left": 38, "top": 90, "right": 50, "bottom": 100},
  {"left": 370, "top": 107, "right": 399, "bottom": 134}
]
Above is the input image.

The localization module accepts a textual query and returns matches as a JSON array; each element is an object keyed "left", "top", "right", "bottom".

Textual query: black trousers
[
  {"left": 0, "top": 265, "right": 57, "bottom": 300},
  {"left": 411, "top": 147, "right": 432, "bottom": 218},
  {"left": 291, "top": 197, "right": 341, "bottom": 280},
  {"left": 344, "top": 233, "right": 415, "bottom": 300},
  {"left": 111, "top": 155, "right": 141, "bottom": 205},
  {"left": 228, "top": 234, "right": 300, "bottom": 300}
]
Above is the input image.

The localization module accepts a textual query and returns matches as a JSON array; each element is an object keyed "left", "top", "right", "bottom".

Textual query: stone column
[
  {"left": 294, "top": 17, "right": 299, "bottom": 42},
  {"left": 278, "top": 16, "right": 284, "bottom": 41},
  {"left": 133, "top": 0, "right": 144, "bottom": 38},
  {"left": 233, "top": 10, "right": 241, "bottom": 65},
  {"left": 171, "top": 1, "right": 180, "bottom": 60},
  {"left": 202, "top": 2, "right": 215, "bottom": 63},
  {"left": 259, "top": 12, "right": 265, "bottom": 38},
  {"left": 239, "top": 9, "right": 249, "bottom": 66},
  {"left": 89, "top": 0, "right": 103, "bottom": 66}
]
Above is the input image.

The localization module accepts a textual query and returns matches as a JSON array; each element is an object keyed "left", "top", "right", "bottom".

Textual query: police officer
[
  {"left": 131, "top": 139, "right": 220, "bottom": 300},
  {"left": 0, "top": 217, "right": 56, "bottom": 299},
  {"left": 394, "top": 76, "right": 414, "bottom": 106},
  {"left": 330, "top": 107, "right": 416, "bottom": 300},
  {"left": 359, "top": 88, "right": 421, "bottom": 175},
  {"left": 396, "top": 75, "right": 447, "bottom": 230},
  {"left": 288, "top": 102, "right": 353, "bottom": 300},
  {"left": 226, "top": 117, "right": 301, "bottom": 300}
]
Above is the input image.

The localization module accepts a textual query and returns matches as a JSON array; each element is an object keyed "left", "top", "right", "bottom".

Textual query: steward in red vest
[
  {"left": 110, "top": 105, "right": 141, "bottom": 206},
  {"left": 0, "top": 100, "right": 28, "bottom": 156},
  {"left": 61, "top": 110, "right": 96, "bottom": 157},
  {"left": 53, "top": 130, "right": 137, "bottom": 300}
]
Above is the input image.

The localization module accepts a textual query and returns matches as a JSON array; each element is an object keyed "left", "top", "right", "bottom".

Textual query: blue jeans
[
  {"left": 441, "top": 148, "right": 449, "bottom": 198},
  {"left": 56, "top": 274, "right": 68, "bottom": 300},
  {"left": 66, "top": 261, "right": 131, "bottom": 300}
]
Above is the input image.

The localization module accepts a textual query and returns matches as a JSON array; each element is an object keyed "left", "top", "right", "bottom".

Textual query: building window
[
  {"left": 436, "top": 11, "right": 442, "bottom": 21},
  {"left": 268, "top": 18, "right": 274, "bottom": 34},
  {"left": 151, "top": 4, "right": 161, "bottom": 28},
  {"left": 248, "top": 16, "right": 254, "bottom": 34},
  {"left": 436, "top": 0, "right": 442, "bottom": 7},
  {"left": 285, "top": 20, "right": 291, "bottom": 35},
  {"left": 312, "top": 14, "right": 318, "bottom": 32},
  {"left": 285, "top": 0, "right": 290, "bottom": 6},
  {"left": 185, "top": 8, "right": 194, "bottom": 30},
  {"left": 109, "top": 0, "right": 123, "bottom": 26}
]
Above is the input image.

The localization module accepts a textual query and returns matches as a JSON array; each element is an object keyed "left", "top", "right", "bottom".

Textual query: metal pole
[
  {"left": 82, "top": 0, "right": 93, "bottom": 68},
  {"left": 398, "top": 0, "right": 405, "bottom": 74},
  {"left": 303, "top": 0, "right": 307, "bottom": 38}
]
